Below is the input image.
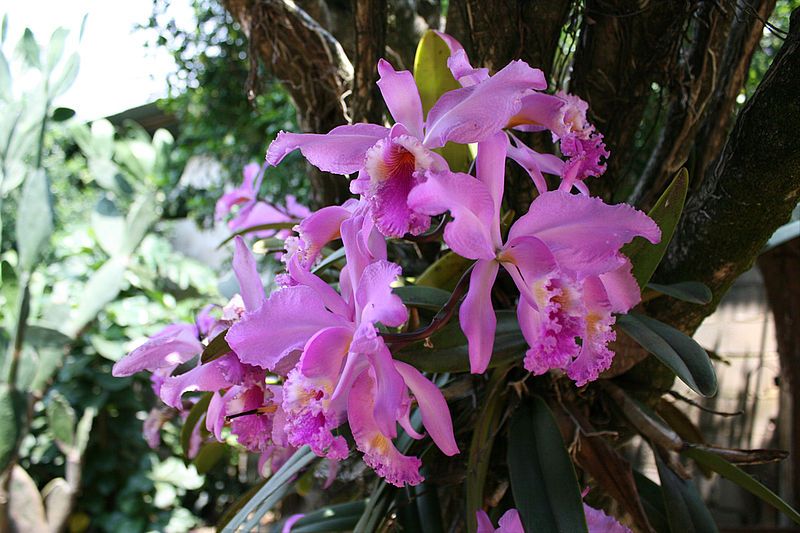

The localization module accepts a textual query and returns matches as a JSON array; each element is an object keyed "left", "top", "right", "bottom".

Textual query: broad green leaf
[
  {"left": 19, "top": 325, "right": 70, "bottom": 393},
  {"left": 617, "top": 313, "right": 717, "bottom": 397},
  {"left": 16, "top": 169, "right": 54, "bottom": 272},
  {"left": 8, "top": 465, "right": 48, "bottom": 532},
  {"left": 624, "top": 168, "right": 689, "bottom": 287},
  {"left": 201, "top": 329, "right": 231, "bottom": 364},
  {"left": 0, "top": 384, "right": 26, "bottom": 471},
  {"left": 682, "top": 447, "right": 800, "bottom": 525},
  {"left": 121, "top": 193, "right": 158, "bottom": 256},
  {"left": 193, "top": 441, "right": 226, "bottom": 474},
  {"left": 413, "top": 30, "right": 461, "bottom": 116},
  {"left": 415, "top": 251, "right": 472, "bottom": 291},
  {"left": 291, "top": 500, "right": 367, "bottom": 532},
  {"left": 46, "top": 392, "right": 76, "bottom": 447},
  {"left": 633, "top": 471, "right": 671, "bottom": 533},
  {"left": 508, "top": 397, "right": 588, "bottom": 533},
  {"left": 181, "top": 392, "right": 213, "bottom": 458},
  {"left": 222, "top": 446, "right": 316, "bottom": 532},
  {"left": 654, "top": 451, "right": 718, "bottom": 533},
  {"left": 66, "top": 256, "right": 128, "bottom": 337},
  {"left": 393, "top": 285, "right": 450, "bottom": 311},
  {"left": 647, "top": 282, "right": 712, "bottom": 304},
  {"left": 16, "top": 28, "right": 41, "bottom": 70},
  {"left": 51, "top": 107, "right": 75, "bottom": 122},
  {"left": 217, "top": 221, "right": 297, "bottom": 248},
  {"left": 395, "top": 310, "right": 525, "bottom": 372},
  {"left": 216, "top": 480, "right": 267, "bottom": 530}
]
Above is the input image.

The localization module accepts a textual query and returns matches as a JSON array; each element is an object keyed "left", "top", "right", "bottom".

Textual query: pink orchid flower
[
  {"left": 408, "top": 132, "right": 660, "bottom": 382},
  {"left": 216, "top": 162, "right": 310, "bottom": 238},
  {"left": 476, "top": 504, "right": 631, "bottom": 533},
  {"left": 266, "top": 56, "right": 545, "bottom": 238},
  {"left": 227, "top": 212, "right": 458, "bottom": 485}
]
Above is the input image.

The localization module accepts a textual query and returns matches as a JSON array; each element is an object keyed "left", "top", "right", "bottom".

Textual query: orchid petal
[
  {"left": 288, "top": 255, "right": 351, "bottom": 318},
  {"left": 394, "top": 361, "right": 459, "bottom": 455},
  {"left": 298, "top": 326, "right": 352, "bottom": 381},
  {"left": 423, "top": 60, "right": 546, "bottom": 148},
  {"left": 377, "top": 59, "right": 424, "bottom": 139},
  {"left": 498, "top": 235, "right": 558, "bottom": 308},
  {"left": 368, "top": 341, "right": 406, "bottom": 438},
  {"left": 599, "top": 257, "right": 641, "bottom": 313},
  {"left": 228, "top": 201, "right": 289, "bottom": 236},
  {"left": 112, "top": 323, "right": 202, "bottom": 377},
  {"left": 407, "top": 171, "right": 496, "bottom": 260},
  {"left": 509, "top": 191, "right": 660, "bottom": 278},
  {"left": 266, "top": 123, "right": 389, "bottom": 175},
  {"left": 226, "top": 286, "right": 349, "bottom": 370},
  {"left": 291, "top": 204, "right": 354, "bottom": 268},
  {"left": 433, "top": 31, "right": 489, "bottom": 87},
  {"left": 476, "top": 510, "right": 495, "bottom": 533},
  {"left": 566, "top": 277, "right": 616, "bottom": 386},
  {"left": 233, "top": 236, "right": 265, "bottom": 311},
  {"left": 159, "top": 354, "right": 243, "bottom": 409},
  {"left": 459, "top": 259, "right": 500, "bottom": 373},
  {"left": 356, "top": 260, "right": 408, "bottom": 327},
  {"left": 506, "top": 138, "right": 565, "bottom": 196}
]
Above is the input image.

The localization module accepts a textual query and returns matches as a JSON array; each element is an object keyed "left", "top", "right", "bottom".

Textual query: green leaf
[
  {"left": 91, "top": 196, "right": 126, "bottom": 256},
  {"left": 66, "top": 256, "right": 128, "bottom": 337},
  {"left": 395, "top": 310, "right": 525, "bottom": 372},
  {"left": 647, "top": 282, "right": 712, "bottom": 304},
  {"left": 51, "top": 53, "right": 79, "bottom": 97},
  {"left": 217, "top": 221, "right": 298, "bottom": 248},
  {"left": 624, "top": 168, "right": 689, "bottom": 287},
  {"left": 121, "top": 192, "right": 158, "bottom": 256},
  {"left": 633, "top": 471, "right": 671, "bottom": 533},
  {"left": 8, "top": 465, "right": 48, "bottom": 532},
  {"left": 312, "top": 246, "right": 346, "bottom": 273},
  {"left": 0, "top": 50, "right": 11, "bottom": 101},
  {"left": 16, "top": 169, "right": 54, "bottom": 272},
  {"left": 46, "top": 27, "right": 69, "bottom": 72},
  {"left": 51, "top": 107, "right": 75, "bottom": 122},
  {"left": 46, "top": 392, "right": 76, "bottom": 447},
  {"left": 16, "top": 28, "right": 40, "bottom": 69},
  {"left": 223, "top": 446, "right": 316, "bottom": 532},
  {"left": 74, "top": 406, "right": 96, "bottom": 455},
  {"left": 291, "top": 500, "right": 367, "bottom": 532},
  {"left": 0, "top": 384, "right": 26, "bottom": 471},
  {"left": 617, "top": 313, "right": 717, "bottom": 397},
  {"left": 393, "top": 285, "right": 450, "bottom": 311},
  {"left": 682, "top": 447, "right": 800, "bottom": 525},
  {"left": 507, "top": 397, "right": 588, "bottom": 533},
  {"left": 19, "top": 325, "right": 70, "bottom": 393},
  {"left": 193, "top": 441, "right": 226, "bottom": 474},
  {"left": 413, "top": 30, "right": 461, "bottom": 116},
  {"left": 201, "top": 329, "right": 231, "bottom": 364},
  {"left": 654, "top": 451, "right": 718, "bottom": 533},
  {"left": 181, "top": 392, "right": 213, "bottom": 458},
  {"left": 415, "top": 251, "right": 472, "bottom": 291}
]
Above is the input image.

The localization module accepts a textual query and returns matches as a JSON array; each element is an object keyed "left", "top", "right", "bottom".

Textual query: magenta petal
[
  {"left": 288, "top": 255, "right": 351, "bottom": 318},
  {"left": 368, "top": 341, "right": 406, "bottom": 438},
  {"left": 112, "top": 323, "right": 202, "bottom": 377},
  {"left": 348, "top": 372, "right": 423, "bottom": 487},
  {"left": 508, "top": 191, "right": 661, "bottom": 278},
  {"left": 475, "top": 132, "right": 508, "bottom": 225},
  {"left": 266, "top": 123, "right": 389, "bottom": 174},
  {"left": 356, "top": 260, "right": 408, "bottom": 327},
  {"left": 566, "top": 277, "right": 616, "bottom": 386},
  {"left": 291, "top": 204, "right": 354, "bottom": 268},
  {"left": 498, "top": 236, "right": 558, "bottom": 308},
  {"left": 226, "top": 286, "right": 350, "bottom": 370},
  {"left": 159, "top": 354, "right": 242, "bottom": 408},
  {"left": 476, "top": 510, "right": 495, "bottom": 533},
  {"left": 377, "top": 59, "right": 424, "bottom": 139},
  {"left": 584, "top": 504, "right": 632, "bottom": 533},
  {"left": 299, "top": 326, "right": 352, "bottom": 381},
  {"left": 506, "top": 138, "right": 565, "bottom": 195},
  {"left": 228, "top": 201, "right": 288, "bottom": 235},
  {"left": 233, "top": 236, "right": 265, "bottom": 312},
  {"left": 423, "top": 60, "right": 546, "bottom": 148},
  {"left": 407, "top": 171, "right": 496, "bottom": 259},
  {"left": 459, "top": 259, "right": 500, "bottom": 374},
  {"left": 599, "top": 258, "right": 641, "bottom": 313},
  {"left": 394, "top": 361, "right": 459, "bottom": 456},
  {"left": 497, "top": 509, "right": 524, "bottom": 532}
]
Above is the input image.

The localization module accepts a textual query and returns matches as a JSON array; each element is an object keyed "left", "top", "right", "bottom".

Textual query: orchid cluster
[{"left": 113, "top": 31, "right": 659, "bottom": 494}]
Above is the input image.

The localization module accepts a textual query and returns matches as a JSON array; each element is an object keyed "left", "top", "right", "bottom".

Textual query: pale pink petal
[
  {"left": 433, "top": 31, "right": 489, "bottom": 87},
  {"left": 377, "top": 59, "right": 424, "bottom": 139},
  {"left": 566, "top": 277, "right": 616, "bottom": 386},
  {"left": 506, "top": 137, "right": 565, "bottom": 195},
  {"left": 226, "top": 286, "right": 349, "bottom": 370},
  {"left": 282, "top": 514, "right": 305, "bottom": 533},
  {"left": 290, "top": 204, "right": 354, "bottom": 268},
  {"left": 159, "top": 354, "right": 244, "bottom": 408},
  {"left": 476, "top": 510, "right": 496, "bottom": 533},
  {"left": 348, "top": 372, "right": 423, "bottom": 487},
  {"left": 233, "top": 236, "right": 265, "bottom": 312},
  {"left": 284, "top": 194, "right": 311, "bottom": 219},
  {"left": 559, "top": 132, "right": 609, "bottom": 191},
  {"left": 206, "top": 390, "right": 228, "bottom": 440},
  {"left": 475, "top": 132, "right": 508, "bottom": 233},
  {"left": 228, "top": 201, "right": 289, "bottom": 236},
  {"left": 287, "top": 255, "right": 351, "bottom": 318},
  {"left": 368, "top": 341, "right": 406, "bottom": 438},
  {"left": 266, "top": 123, "right": 389, "bottom": 174},
  {"left": 407, "top": 171, "right": 496, "bottom": 260},
  {"left": 459, "top": 259, "right": 500, "bottom": 374},
  {"left": 584, "top": 504, "right": 632, "bottom": 533},
  {"left": 497, "top": 509, "right": 524, "bottom": 532},
  {"left": 394, "top": 361, "right": 459, "bottom": 455},
  {"left": 298, "top": 326, "right": 352, "bottom": 381},
  {"left": 508, "top": 191, "right": 660, "bottom": 278},
  {"left": 356, "top": 260, "right": 408, "bottom": 327},
  {"left": 423, "top": 60, "right": 546, "bottom": 148},
  {"left": 112, "top": 323, "right": 202, "bottom": 377},
  {"left": 497, "top": 235, "right": 558, "bottom": 308}
]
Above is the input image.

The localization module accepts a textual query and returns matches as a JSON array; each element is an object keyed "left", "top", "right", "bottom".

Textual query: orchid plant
[{"left": 111, "top": 30, "right": 800, "bottom": 533}]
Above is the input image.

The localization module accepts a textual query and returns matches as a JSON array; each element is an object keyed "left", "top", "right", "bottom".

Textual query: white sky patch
[{"left": 1, "top": 0, "right": 194, "bottom": 120}]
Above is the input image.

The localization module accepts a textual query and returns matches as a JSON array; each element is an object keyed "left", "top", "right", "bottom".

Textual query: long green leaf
[
  {"left": 415, "top": 251, "right": 472, "bottom": 291},
  {"left": 682, "top": 447, "right": 800, "bottom": 525},
  {"left": 647, "top": 282, "right": 712, "bottom": 305},
  {"left": 0, "top": 384, "right": 26, "bottom": 471},
  {"left": 633, "top": 471, "right": 671, "bottom": 533},
  {"left": 201, "top": 329, "right": 231, "bottom": 364},
  {"left": 16, "top": 169, "right": 53, "bottom": 272},
  {"left": 193, "top": 441, "right": 226, "bottom": 474},
  {"left": 291, "top": 501, "right": 367, "bottom": 532},
  {"left": 393, "top": 285, "right": 451, "bottom": 311},
  {"left": 65, "top": 256, "right": 128, "bottom": 337},
  {"left": 507, "top": 397, "right": 588, "bottom": 533},
  {"left": 624, "top": 169, "right": 689, "bottom": 287},
  {"left": 395, "top": 311, "right": 525, "bottom": 373},
  {"left": 654, "top": 451, "right": 718, "bottom": 533},
  {"left": 617, "top": 313, "right": 717, "bottom": 397}
]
